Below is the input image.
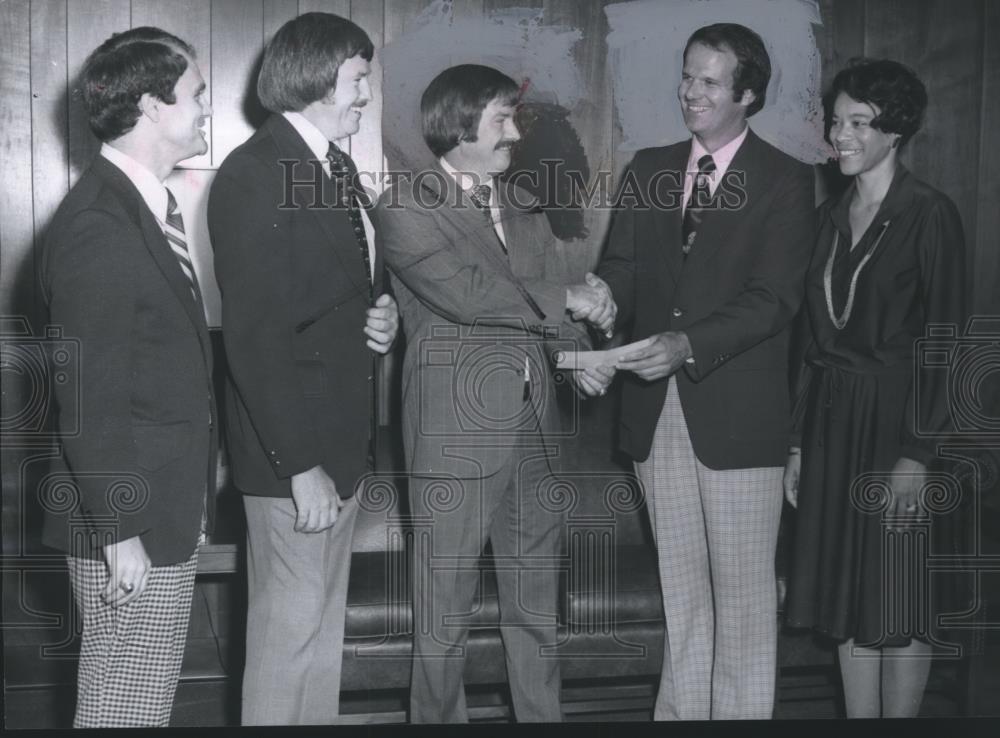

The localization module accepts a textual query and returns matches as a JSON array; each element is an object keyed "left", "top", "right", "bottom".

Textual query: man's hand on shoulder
[
  {"left": 615, "top": 331, "right": 693, "bottom": 381},
  {"left": 365, "top": 293, "right": 399, "bottom": 354},
  {"left": 290, "top": 466, "right": 345, "bottom": 533},
  {"left": 102, "top": 535, "right": 151, "bottom": 608}
]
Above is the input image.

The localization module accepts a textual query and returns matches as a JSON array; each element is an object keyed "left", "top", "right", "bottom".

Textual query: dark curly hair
[
  {"left": 684, "top": 23, "right": 771, "bottom": 118},
  {"left": 421, "top": 65, "right": 521, "bottom": 159},
  {"left": 81, "top": 27, "right": 195, "bottom": 142},
  {"left": 825, "top": 58, "right": 927, "bottom": 147}
]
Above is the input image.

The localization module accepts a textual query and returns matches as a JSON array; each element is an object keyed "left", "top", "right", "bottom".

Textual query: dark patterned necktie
[
  {"left": 468, "top": 183, "right": 507, "bottom": 255},
  {"left": 162, "top": 188, "right": 199, "bottom": 301},
  {"left": 326, "top": 142, "right": 373, "bottom": 287},
  {"left": 681, "top": 154, "right": 717, "bottom": 257}
]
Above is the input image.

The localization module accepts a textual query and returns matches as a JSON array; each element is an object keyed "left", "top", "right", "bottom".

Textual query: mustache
[{"left": 494, "top": 139, "right": 518, "bottom": 150}]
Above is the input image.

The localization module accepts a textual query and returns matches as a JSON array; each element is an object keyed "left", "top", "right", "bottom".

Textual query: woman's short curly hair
[{"left": 825, "top": 58, "right": 928, "bottom": 147}]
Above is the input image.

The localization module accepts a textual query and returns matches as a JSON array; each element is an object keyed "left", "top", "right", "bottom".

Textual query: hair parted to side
[
  {"left": 684, "top": 23, "right": 771, "bottom": 117},
  {"left": 421, "top": 65, "right": 521, "bottom": 158},
  {"left": 257, "top": 12, "right": 374, "bottom": 113},
  {"left": 81, "top": 26, "right": 195, "bottom": 142},
  {"left": 824, "top": 58, "right": 928, "bottom": 147}
]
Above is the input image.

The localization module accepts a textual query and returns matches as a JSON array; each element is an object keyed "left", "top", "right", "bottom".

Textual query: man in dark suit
[
  {"left": 208, "top": 12, "right": 397, "bottom": 725},
  {"left": 377, "top": 64, "right": 614, "bottom": 723},
  {"left": 596, "top": 24, "right": 815, "bottom": 719},
  {"left": 39, "top": 27, "right": 215, "bottom": 727}
]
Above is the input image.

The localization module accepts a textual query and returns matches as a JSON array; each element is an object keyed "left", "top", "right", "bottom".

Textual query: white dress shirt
[
  {"left": 101, "top": 143, "right": 170, "bottom": 223},
  {"left": 681, "top": 125, "right": 749, "bottom": 214},
  {"left": 283, "top": 112, "right": 377, "bottom": 282}
]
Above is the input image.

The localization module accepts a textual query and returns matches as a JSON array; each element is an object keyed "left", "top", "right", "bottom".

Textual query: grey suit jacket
[{"left": 377, "top": 164, "right": 589, "bottom": 480}]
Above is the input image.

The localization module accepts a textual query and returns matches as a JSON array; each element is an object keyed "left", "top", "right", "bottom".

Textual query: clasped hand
[{"left": 566, "top": 272, "right": 616, "bottom": 337}]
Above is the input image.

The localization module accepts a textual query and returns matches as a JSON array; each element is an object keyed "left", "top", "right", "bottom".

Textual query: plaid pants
[
  {"left": 636, "top": 378, "right": 783, "bottom": 720},
  {"left": 66, "top": 541, "right": 200, "bottom": 727}
]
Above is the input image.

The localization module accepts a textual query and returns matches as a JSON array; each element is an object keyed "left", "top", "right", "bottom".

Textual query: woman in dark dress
[{"left": 783, "top": 59, "right": 967, "bottom": 718}]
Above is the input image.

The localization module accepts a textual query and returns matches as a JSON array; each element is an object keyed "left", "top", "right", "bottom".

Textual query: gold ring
[{"left": 120, "top": 582, "right": 135, "bottom": 594}]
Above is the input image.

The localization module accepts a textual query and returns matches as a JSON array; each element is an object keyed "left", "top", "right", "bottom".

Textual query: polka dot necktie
[{"left": 326, "top": 142, "right": 373, "bottom": 287}]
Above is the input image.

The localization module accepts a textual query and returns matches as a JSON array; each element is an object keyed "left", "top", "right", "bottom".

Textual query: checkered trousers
[
  {"left": 636, "top": 378, "right": 783, "bottom": 720},
  {"left": 66, "top": 542, "right": 200, "bottom": 727}
]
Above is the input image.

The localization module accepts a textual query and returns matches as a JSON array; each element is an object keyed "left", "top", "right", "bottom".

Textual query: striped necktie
[
  {"left": 162, "top": 188, "right": 199, "bottom": 301},
  {"left": 681, "top": 154, "right": 717, "bottom": 257}
]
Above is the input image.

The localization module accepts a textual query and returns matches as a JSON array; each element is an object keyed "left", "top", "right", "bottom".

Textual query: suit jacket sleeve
[
  {"left": 377, "top": 198, "right": 567, "bottom": 331},
  {"left": 596, "top": 158, "right": 639, "bottom": 330},
  {"left": 209, "top": 157, "right": 324, "bottom": 477},
  {"left": 684, "top": 160, "right": 815, "bottom": 381},
  {"left": 44, "top": 210, "right": 149, "bottom": 543}
]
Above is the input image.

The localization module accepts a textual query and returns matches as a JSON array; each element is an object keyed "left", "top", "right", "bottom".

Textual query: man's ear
[
  {"left": 138, "top": 92, "right": 161, "bottom": 123},
  {"left": 739, "top": 88, "right": 757, "bottom": 108}
]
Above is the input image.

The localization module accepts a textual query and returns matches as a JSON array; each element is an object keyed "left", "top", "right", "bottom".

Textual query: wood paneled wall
[{"left": 1, "top": 0, "right": 996, "bottom": 324}]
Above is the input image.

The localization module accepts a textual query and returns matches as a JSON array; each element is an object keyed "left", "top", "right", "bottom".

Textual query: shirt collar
[
  {"left": 688, "top": 124, "right": 749, "bottom": 175},
  {"left": 100, "top": 143, "right": 168, "bottom": 221},
  {"left": 439, "top": 156, "right": 493, "bottom": 197},
  {"left": 283, "top": 111, "right": 332, "bottom": 163}
]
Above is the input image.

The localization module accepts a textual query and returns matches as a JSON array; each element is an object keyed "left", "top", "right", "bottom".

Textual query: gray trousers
[
  {"left": 409, "top": 445, "right": 564, "bottom": 723},
  {"left": 241, "top": 494, "right": 359, "bottom": 725}
]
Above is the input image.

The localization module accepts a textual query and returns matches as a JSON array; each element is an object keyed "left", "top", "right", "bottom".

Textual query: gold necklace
[{"left": 823, "top": 220, "right": 891, "bottom": 330}]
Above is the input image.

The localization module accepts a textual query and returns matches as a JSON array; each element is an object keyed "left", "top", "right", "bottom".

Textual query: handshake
[{"left": 566, "top": 272, "right": 617, "bottom": 338}]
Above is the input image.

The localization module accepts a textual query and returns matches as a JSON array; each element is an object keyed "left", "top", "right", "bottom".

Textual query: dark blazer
[
  {"left": 599, "top": 130, "right": 815, "bottom": 469},
  {"left": 377, "top": 165, "right": 589, "bottom": 479},
  {"left": 39, "top": 156, "right": 217, "bottom": 566},
  {"left": 209, "top": 114, "right": 384, "bottom": 498}
]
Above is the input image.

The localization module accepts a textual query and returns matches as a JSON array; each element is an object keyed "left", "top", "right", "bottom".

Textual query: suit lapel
[
  {"left": 496, "top": 182, "right": 537, "bottom": 276},
  {"left": 650, "top": 143, "right": 690, "bottom": 286},
  {"left": 94, "top": 158, "right": 212, "bottom": 362},
  {"left": 684, "top": 130, "right": 764, "bottom": 269},
  {"left": 266, "top": 115, "right": 369, "bottom": 297},
  {"left": 417, "top": 163, "right": 514, "bottom": 275}
]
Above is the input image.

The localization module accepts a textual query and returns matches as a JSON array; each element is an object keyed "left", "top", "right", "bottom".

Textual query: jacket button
[{"left": 672, "top": 307, "right": 682, "bottom": 318}]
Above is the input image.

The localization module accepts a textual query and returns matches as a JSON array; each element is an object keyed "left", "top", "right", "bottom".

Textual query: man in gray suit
[{"left": 377, "top": 64, "right": 614, "bottom": 723}]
